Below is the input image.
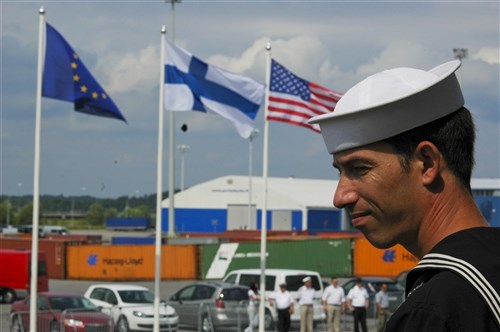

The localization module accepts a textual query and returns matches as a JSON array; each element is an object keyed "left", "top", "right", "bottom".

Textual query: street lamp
[
  {"left": 453, "top": 48, "right": 468, "bottom": 61},
  {"left": 248, "top": 129, "right": 259, "bottom": 229},
  {"left": 177, "top": 144, "right": 190, "bottom": 191}
]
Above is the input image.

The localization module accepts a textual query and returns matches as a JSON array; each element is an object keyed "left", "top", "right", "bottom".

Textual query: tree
[
  {"left": 15, "top": 202, "right": 34, "bottom": 225},
  {"left": 86, "top": 202, "right": 105, "bottom": 226},
  {"left": 0, "top": 199, "right": 13, "bottom": 225}
]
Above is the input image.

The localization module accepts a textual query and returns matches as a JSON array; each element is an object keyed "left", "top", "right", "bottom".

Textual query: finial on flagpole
[
  {"left": 161, "top": 25, "right": 167, "bottom": 34},
  {"left": 39, "top": 6, "right": 45, "bottom": 14},
  {"left": 266, "top": 42, "right": 271, "bottom": 51}
]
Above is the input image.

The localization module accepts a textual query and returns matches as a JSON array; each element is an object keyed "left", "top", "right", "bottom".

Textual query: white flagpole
[
  {"left": 154, "top": 25, "right": 166, "bottom": 332},
  {"left": 258, "top": 42, "right": 272, "bottom": 332},
  {"left": 30, "top": 7, "right": 45, "bottom": 332}
]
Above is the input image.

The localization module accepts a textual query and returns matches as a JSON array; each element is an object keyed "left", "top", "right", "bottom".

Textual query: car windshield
[
  {"left": 118, "top": 290, "right": 154, "bottom": 304},
  {"left": 285, "top": 276, "right": 322, "bottom": 291},
  {"left": 50, "top": 297, "right": 97, "bottom": 311}
]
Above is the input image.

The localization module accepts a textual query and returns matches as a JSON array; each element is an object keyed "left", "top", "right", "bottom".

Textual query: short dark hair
[{"left": 384, "top": 107, "right": 475, "bottom": 191}]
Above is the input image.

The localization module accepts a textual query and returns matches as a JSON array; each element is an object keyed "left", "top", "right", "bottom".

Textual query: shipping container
[
  {"left": 353, "top": 238, "right": 419, "bottom": 278},
  {"left": 111, "top": 237, "right": 157, "bottom": 245},
  {"left": 106, "top": 217, "right": 151, "bottom": 230},
  {"left": 201, "top": 238, "right": 352, "bottom": 279},
  {"left": 0, "top": 238, "right": 69, "bottom": 279},
  {"left": 66, "top": 244, "right": 198, "bottom": 280}
]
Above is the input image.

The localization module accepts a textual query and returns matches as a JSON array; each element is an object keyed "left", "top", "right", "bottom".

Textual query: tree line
[{"left": 0, "top": 192, "right": 171, "bottom": 228}]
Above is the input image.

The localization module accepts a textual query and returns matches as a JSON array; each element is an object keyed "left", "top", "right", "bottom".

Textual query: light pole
[
  {"left": 177, "top": 144, "right": 190, "bottom": 191},
  {"left": 17, "top": 182, "right": 23, "bottom": 213},
  {"left": 453, "top": 48, "right": 468, "bottom": 61},
  {"left": 248, "top": 129, "right": 259, "bottom": 229}
]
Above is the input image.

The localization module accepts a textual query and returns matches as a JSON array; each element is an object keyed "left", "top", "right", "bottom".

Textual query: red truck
[{"left": 0, "top": 249, "right": 49, "bottom": 303}]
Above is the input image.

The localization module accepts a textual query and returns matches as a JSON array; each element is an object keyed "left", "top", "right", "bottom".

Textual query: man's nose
[{"left": 333, "top": 178, "right": 357, "bottom": 209}]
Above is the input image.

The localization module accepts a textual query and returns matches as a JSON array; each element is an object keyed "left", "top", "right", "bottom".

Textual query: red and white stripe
[{"left": 267, "top": 82, "right": 342, "bottom": 132}]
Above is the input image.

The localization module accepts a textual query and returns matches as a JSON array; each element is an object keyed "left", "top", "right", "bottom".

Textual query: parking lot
[{"left": 0, "top": 278, "right": 381, "bottom": 331}]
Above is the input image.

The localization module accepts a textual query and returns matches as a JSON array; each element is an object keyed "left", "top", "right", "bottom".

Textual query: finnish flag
[{"left": 164, "top": 41, "right": 265, "bottom": 138}]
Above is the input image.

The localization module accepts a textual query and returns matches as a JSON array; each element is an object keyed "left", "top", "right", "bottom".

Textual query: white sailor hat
[
  {"left": 302, "top": 276, "right": 311, "bottom": 283},
  {"left": 309, "top": 60, "right": 464, "bottom": 154}
]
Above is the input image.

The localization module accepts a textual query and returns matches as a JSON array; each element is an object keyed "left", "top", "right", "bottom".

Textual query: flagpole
[
  {"left": 167, "top": 0, "right": 179, "bottom": 237},
  {"left": 153, "top": 25, "right": 166, "bottom": 332},
  {"left": 30, "top": 7, "right": 45, "bottom": 332},
  {"left": 258, "top": 42, "right": 271, "bottom": 332}
]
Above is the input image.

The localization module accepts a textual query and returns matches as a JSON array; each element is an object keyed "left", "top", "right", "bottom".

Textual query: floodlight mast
[{"left": 453, "top": 48, "right": 468, "bottom": 61}]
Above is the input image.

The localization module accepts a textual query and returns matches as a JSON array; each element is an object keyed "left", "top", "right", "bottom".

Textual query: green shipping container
[{"left": 201, "top": 238, "right": 352, "bottom": 279}]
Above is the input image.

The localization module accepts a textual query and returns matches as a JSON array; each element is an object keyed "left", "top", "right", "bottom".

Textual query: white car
[{"left": 84, "top": 284, "right": 178, "bottom": 332}]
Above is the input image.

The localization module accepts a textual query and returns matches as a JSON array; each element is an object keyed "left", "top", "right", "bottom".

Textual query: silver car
[{"left": 166, "top": 281, "right": 249, "bottom": 332}]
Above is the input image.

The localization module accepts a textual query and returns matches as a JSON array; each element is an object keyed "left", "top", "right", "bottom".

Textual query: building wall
[
  {"left": 475, "top": 196, "right": 500, "bottom": 227},
  {"left": 307, "top": 209, "right": 342, "bottom": 235},
  {"left": 162, "top": 207, "right": 343, "bottom": 233}
]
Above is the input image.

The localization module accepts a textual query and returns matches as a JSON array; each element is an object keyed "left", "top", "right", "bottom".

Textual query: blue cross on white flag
[{"left": 164, "top": 41, "right": 265, "bottom": 138}]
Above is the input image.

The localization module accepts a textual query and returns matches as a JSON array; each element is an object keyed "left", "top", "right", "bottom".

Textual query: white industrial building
[{"left": 162, "top": 175, "right": 500, "bottom": 233}]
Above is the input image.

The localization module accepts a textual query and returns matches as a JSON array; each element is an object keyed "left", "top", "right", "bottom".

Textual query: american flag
[{"left": 267, "top": 59, "right": 342, "bottom": 132}]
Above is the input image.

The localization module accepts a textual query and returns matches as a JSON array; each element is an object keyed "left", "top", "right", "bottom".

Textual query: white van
[
  {"left": 222, "top": 268, "right": 326, "bottom": 329},
  {"left": 42, "top": 226, "right": 69, "bottom": 235}
]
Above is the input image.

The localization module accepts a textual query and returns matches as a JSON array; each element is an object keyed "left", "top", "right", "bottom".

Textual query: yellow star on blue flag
[{"left": 42, "top": 23, "right": 127, "bottom": 123}]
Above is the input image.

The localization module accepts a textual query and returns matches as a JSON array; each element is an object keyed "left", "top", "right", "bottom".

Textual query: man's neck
[{"left": 410, "top": 178, "right": 488, "bottom": 258}]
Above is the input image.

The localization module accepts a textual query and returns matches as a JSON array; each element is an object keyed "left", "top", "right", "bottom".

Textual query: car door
[
  {"left": 168, "top": 285, "right": 197, "bottom": 327},
  {"left": 87, "top": 287, "right": 119, "bottom": 323},
  {"left": 39, "top": 295, "right": 59, "bottom": 332},
  {"left": 191, "top": 285, "right": 216, "bottom": 324}
]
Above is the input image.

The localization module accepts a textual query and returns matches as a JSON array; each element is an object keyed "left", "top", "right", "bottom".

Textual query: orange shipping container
[
  {"left": 353, "top": 238, "right": 419, "bottom": 278},
  {"left": 66, "top": 244, "right": 198, "bottom": 280}
]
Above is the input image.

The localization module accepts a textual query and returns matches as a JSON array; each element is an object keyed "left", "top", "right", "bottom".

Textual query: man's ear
[{"left": 415, "top": 141, "right": 442, "bottom": 186}]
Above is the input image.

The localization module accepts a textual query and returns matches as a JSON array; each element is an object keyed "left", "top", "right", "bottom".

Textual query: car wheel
[
  {"left": 264, "top": 309, "right": 274, "bottom": 330},
  {"left": 201, "top": 314, "right": 214, "bottom": 332},
  {"left": 116, "top": 316, "right": 130, "bottom": 332},
  {"left": 49, "top": 320, "right": 60, "bottom": 332},
  {"left": 2, "top": 289, "right": 16, "bottom": 304},
  {"left": 10, "top": 317, "right": 23, "bottom": 332}
]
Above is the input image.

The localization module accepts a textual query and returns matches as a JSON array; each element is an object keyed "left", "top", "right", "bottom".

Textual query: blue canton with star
[{"left": 270, "top": 59, "right": 311, "bottom": 101}]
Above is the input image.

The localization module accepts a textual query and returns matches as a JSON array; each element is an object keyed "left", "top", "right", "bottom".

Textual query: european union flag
[{"left": 42, "top": 23, "right": 126, "bottom": 123}]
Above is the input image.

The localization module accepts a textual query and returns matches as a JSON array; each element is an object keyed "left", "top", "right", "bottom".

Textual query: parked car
[
  {"left": 341, "top": 277, "right": 405, "bottom": 318},
  {"left": 10, "top": 292, "right": 113, "bottom": 332},
  {"left": 84, "top": 284, "right": 178, "bottom": 332},
  {"left": 166, "top": 281, "right": 250, "bottom": 332},
  {"left": 222, "top": 268, "right": 326, "bottom": 329}
]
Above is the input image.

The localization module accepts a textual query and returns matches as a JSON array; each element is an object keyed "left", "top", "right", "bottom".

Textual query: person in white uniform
[
  {"left": 269, "top": 283, "right": 295, "bottom": 332},
  {"left": 298, "top": 276, "right": 315, "bottom": 332},
  {"left": 322, "top": 277, "right": 345, "bottom": 332}
]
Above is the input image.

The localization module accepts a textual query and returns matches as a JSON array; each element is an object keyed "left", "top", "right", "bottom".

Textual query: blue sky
[{"left": 1, "top": 0, "right": 499, "bottom": 198}]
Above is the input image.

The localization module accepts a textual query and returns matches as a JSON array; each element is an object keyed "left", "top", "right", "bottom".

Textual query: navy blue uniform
[{"left": 386, "top": 227, "right": 500, "bottom": 331}]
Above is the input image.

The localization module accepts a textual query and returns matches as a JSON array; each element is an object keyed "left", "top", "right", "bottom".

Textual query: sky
[{"left": 1, "top": 0, "right": 499, "bottom": 199}]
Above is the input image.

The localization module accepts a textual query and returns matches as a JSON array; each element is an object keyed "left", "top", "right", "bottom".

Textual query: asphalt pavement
[{"left": 0, "top": 279, "right": 378, "bottom": 331}]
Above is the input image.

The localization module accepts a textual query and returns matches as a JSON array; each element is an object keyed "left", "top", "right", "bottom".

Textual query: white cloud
[
  {"left": 473, "top": 47, "right": 500, "bottom": 65},
  {"left": 105, "top": 45, "right": 160, "bottom": 94}
]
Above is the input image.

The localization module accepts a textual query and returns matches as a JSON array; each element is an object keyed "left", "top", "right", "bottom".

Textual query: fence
[{"left": 9, "top": 308, "right": 114, "bottom": 332}]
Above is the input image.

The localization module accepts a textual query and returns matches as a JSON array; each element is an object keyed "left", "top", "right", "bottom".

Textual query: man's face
[
  {"left": 331, "top": 278, "right": 338, "bottom": 286},
  {"left": 333, "top": 141, "right": 422, "bottom": 249}
]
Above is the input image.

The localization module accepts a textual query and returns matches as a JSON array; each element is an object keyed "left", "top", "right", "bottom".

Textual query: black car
[
  {"left": 166, "top": 281, "right": 249, "bottom": 332},
  {"left": 342, "top": 277, "right": 405, "bottom": 318}
]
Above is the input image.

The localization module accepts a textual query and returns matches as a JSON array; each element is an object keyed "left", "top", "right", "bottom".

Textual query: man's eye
[{"left": 349, "top": 166, "right": 369, "bottom": 177}]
